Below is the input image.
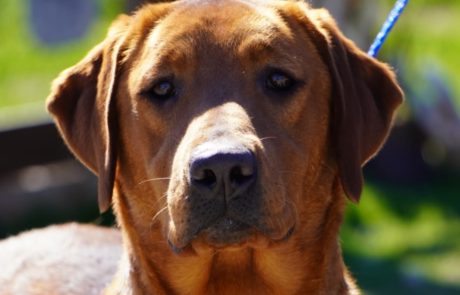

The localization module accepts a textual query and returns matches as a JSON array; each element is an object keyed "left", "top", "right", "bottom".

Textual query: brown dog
[{"left": 0, "top": 1, "right": 403, "bottom": 294}]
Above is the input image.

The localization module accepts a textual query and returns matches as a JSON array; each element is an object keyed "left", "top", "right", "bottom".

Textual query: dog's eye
[
  {"left": 142, "top": 79, "right": 176, "bottom": 102},
  {"left": 266, "top": 71, "right": 296, "bottom": 92},
  {"left": 151, "top": 81, "right": 175, "bottom": 99}
]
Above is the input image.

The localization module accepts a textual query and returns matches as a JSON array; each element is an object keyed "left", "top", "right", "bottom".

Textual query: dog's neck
[
  {"left": 107, "top": 233, "right": 351, "bottom": 295},
  {"left": 108, "top": 227, "right": 350, "bottom": 295},
  {"left": 106, "top": 186, "right": 355, "bottom": 295}
]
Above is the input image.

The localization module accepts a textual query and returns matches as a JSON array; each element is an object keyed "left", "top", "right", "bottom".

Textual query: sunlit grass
[
  {"left": 0, "top": 0, "right": 124, "bottom": 125},
  {"left": 382, "top": 1, "right": 460, "bottom": 109},
  {"left": 343, "top": 187, "right": 458, "bottom": 257},
  {"left": 406, "top": 251, "right": 460, "bottom": 287},
  {"left": 1, "top": 1, "right": 459, "bottom": 112}
]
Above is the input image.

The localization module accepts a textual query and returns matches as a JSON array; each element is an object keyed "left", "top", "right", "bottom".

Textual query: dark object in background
[
  {"left": 126, "top": 0, "right": 166, "bottom": 11},
  {"left": 365, "top": 121, "right": 436, "bottom": 185},
  {"left": 127, "top": 0, "right": 147, "bottom": 11},
  {"left": 28, "top": 0, "right": 97, "bottom": 45},
  {"left": 0, "top": 123, "right": 100, "bottom": 239},
  {"left": 0, "top": 122, "right": 69, "bottom": 173}
]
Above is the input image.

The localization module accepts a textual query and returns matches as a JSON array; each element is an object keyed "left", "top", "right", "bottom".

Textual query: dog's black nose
[{"left": 190, "top": 145, "right": 256, "bottom": 200}]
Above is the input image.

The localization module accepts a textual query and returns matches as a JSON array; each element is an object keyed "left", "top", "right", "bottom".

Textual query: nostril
[
  {"left": 230, "top": 165, "right": 254, "bottom": 186},
  {"left": 192, "top": 168, "right": 217, "bottom": 187},
  {"left": 189, "top": 145, "right": 257, "bottom": 196}
]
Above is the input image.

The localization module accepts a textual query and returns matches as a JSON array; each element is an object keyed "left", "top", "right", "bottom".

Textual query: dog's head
[{"left": 47, "top": 0, "right": 402, "bottom": 254}]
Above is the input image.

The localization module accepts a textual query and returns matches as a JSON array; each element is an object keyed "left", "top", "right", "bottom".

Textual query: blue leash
[{"left": 368, "top": 0, "right": 409, "bottom": 58}]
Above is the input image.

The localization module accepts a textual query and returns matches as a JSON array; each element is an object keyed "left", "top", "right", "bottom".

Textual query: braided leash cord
[{"left": 368, "top": 0, "right": 409, "bottom": 58}]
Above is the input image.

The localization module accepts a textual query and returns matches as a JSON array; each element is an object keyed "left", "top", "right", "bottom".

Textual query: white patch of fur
[{"left": 0, "top": 223, "right": 122, "bottom": 295}]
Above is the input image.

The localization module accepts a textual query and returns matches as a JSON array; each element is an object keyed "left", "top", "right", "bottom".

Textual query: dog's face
[
  {"left": 47, "top": 0, "right": 402, "bottom": 256},
  {"left": 118, "top": 1, "right": 332, "bottom": 252}
]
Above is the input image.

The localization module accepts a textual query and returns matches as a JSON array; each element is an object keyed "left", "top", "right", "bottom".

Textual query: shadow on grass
[{"left": 366, "top": 174, "right": 460, "bottom": 220}]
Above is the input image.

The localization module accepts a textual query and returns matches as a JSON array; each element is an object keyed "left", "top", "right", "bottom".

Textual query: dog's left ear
[
  {"left": 46, "top": 16, "right": 130, "bottom": 212},
  {"left": 292, "top": 5, "right": 404, "bottom": 202}
]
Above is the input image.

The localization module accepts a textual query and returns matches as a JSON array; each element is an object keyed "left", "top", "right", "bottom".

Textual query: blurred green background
[{"left": 0, "top": 1, "right": 459, "bottom": 294}]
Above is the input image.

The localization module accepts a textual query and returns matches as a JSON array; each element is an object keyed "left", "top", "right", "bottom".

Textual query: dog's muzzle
[
  {"left": 189, "top": 141, "right": 260, "bottom": 243},
  {"left": 168, "top": 139, "right": 270, "bottom": 250}
]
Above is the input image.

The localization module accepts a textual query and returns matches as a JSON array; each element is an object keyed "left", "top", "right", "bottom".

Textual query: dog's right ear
[
  {"left": 46, "top": 16, "right": 131, "bottom": 212},
  {"left": 47, "top": 3, "right": 173, "bottom": 212}
]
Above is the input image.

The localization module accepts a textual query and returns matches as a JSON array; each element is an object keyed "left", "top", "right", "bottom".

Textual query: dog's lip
[
  {"left": 166, "top": 218, "right": 243, "bottom": 250},
  {"left": 167, "top": 220, "right": 296, "bottom": 255},
  {"left": 202, "top": 217, "right": 252, "bottom": 243},
  {"left": 274, "top": 224, "right": 295, "bottom": 243},
  {"left": 206, "top": 217, "right": 251, "bottom": 233},
  {"left": 168, "top": 239, "right": 185, "bottom": 255},
  {"left": 167, "top": 217, "right": 252, "bottom": 254}
]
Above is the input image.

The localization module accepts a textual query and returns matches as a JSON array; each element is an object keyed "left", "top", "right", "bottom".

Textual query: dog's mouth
[
  {"left": 167, "top": 213, "right": 296, "bottom": 255},
  {"left": 202, "top": 217, "right": 252, "bottom": 246},
  {"left": 167, "top": 216, "right": 253, "bottom": 253}
]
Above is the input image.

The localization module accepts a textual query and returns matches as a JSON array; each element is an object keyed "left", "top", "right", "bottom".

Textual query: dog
[{"left": 0, "top": 1, "right": 403, "bottom": 294}]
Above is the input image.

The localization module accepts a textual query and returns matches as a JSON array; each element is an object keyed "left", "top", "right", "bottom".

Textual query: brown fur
[{"left": 0, "top": 1, "right": 403, "bottom": 294}]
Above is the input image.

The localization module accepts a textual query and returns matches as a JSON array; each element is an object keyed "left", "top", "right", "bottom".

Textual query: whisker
[
  {"left": 156, "top": 192, "right": 168, "bottom": 204},
  {"left": 150, "top": 190, "right": 169, "bottom": 209},
  {"left": 260, "top": 136, "right": 277, "bottom": 142},
  {"left": 137, "top": 177, "right": 171, "bottom": 186},
  {"left": 151, "top": 206, "right": 168, "bottom": 225}
]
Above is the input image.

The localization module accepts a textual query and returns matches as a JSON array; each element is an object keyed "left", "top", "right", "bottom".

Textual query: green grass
[
  {"left": 382, "top": 0, "right": 460, "bottom": 109},
  {"left": 0, "top": 0, "right": 124, "bottom": 126},
  {"left": 1, "top": 1, "right": 460, "bottom": 121}
]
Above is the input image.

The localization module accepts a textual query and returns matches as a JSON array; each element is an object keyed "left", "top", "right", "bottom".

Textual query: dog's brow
[
  {"left": 144, "top": 31, "right": 197, "bottom": 72},
  {"left": 238, "top": 37, "right": 275, "bottom": 60}
]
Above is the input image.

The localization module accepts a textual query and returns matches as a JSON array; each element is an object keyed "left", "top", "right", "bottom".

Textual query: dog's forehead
[
  {"left": 144, "top": 0, "right": 292, "bottom": 58},
  {"left": 126, "top": 0, "right": 328, "bottom": 105},
  {"left": 172, "top": 0, "right": 279, "bottom": 23}
]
